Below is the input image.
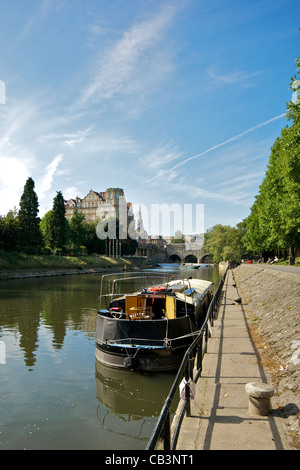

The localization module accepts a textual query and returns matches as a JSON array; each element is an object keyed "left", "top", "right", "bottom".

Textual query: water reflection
[
  {"left": 96, "top": 361, "right": 176, "bottom": 417},
  {"left": 95, "top": 361, "right": 177, "bottom": 443},
  {"left": 0, "top": 275, "right": 99, "bottom": 370},
  {"left": 0, "top": 267, "right": 222, "bottom": 370},
  {"left": 0, "top": 267, "right": 223, "bottom": 449}
]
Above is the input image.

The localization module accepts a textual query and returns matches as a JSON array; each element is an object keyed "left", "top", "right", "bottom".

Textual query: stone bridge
[
  {"left": 136, "top": 242, "right": 211, "bottom": 264},
  {"left": 166, "top": 243, "right": 210, "bottom": 264}
]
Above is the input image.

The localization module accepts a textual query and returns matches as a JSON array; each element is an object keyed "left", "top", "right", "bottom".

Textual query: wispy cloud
[
  {"left": 39, "top": 127, "right": 94, "bottom": 147},
  {"left": 79, "top": 4, "right": 179, "bottom": 108},
  {"left": 0, "top": 156, "right": 32, "bottom": 214},
  {"left": 207, "top": 66, "right": 263, "bottom": 89},
  {"left": 141, "top": 140, "right": 184, "bottom": 171},
  {"left": 149, "top": 113, "right": 287, "bottom": 183},
  {"left": 0, "top": 97, "right": 66, "bottom": 213},
  {"left": 36, "top": 154, "right": 63, "bottom": 201},
  {"left": 11, "top": 0, "right": 54, "bottom": 50},
  {"left": 0, "top": 102, "right": 37, "bottom": 213}
]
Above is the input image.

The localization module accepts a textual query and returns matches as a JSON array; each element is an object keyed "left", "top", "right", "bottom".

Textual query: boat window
[{"left": 184, "top": 288, "right": 195, "bottom": 296}]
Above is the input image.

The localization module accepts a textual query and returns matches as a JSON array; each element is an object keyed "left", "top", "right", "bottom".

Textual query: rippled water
[{"left": 0, "top": 266, "right": 222, "bottom": 450}]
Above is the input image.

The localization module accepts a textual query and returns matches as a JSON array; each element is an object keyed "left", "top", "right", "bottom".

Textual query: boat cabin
[{"left": 103, "top": 278, "right": 207, "bottom": 321}]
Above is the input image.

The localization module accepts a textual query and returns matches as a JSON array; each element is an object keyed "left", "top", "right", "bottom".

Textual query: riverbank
[
  {"left": 234, "top": 264, "right": 300, "bottom": 448},
  {"left": 0, "top": 252, "right": 150, "bottom": 280}
]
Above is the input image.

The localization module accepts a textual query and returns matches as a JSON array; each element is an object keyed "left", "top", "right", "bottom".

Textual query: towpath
[
  {"left": 174, "top": 268, "right": 293, "bottom": 450},
  {"left": 247, "top": 263, "right": 300, "bottom": 275}
]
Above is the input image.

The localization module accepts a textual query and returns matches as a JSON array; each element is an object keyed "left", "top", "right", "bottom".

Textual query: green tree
[
  {"left": 18, "top": 177, "right": 42, "bottom": 250},
  {"left": 203, "top": 224, "right": 244, "bottom": 263},
  {"left": 243, "top": 58, "right": 300, "bottom": 256},
  {"left": 242, "top": 198, "right": 267, "bottom": 254},
  {"left": 85, "top": 218, "right": 138, "bottom": 256},
  {"left": 84, "top": 222, "right": 106, "bottom": 254},
  {"left": 49, "top": 191, "right": 69, "bottom": 251},
  {"left": 120, "top": 237, "right": 138, "bottom": 255},
  {"left": 69, "top": 209, "right": 86, "bottom": 250},
  {"left": 0, "top": 209, "right": 20, "bottom": 250},
  {"left": 40, "top": 210, "right": 53, "bottom": 247}
]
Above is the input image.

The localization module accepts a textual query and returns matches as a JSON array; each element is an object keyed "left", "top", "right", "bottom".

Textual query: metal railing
[
  {"left": 98, "top": 270, "right": 194, "bottom": 310},
  {"left": 145, "top": 268, "right": 228, "bottom": 450}
]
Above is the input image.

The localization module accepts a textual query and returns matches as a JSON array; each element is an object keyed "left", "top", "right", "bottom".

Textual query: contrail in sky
[{"left": 150, "top": 112, "right": 286, "bottom": 182}]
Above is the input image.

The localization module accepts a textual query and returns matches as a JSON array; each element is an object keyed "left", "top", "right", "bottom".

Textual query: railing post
[
  {"left": 184, "top": 354, "right": 194, "bottom": 418},
  {"left": 203, "top": 324, "right": 208, "bottom": 355},
  {"left": 213, "top": 297, "right": 218, "bottom": 320},
  {"left": 162, "top": 410, "right": 171, "bottom": 450},
  {"left": 196, "top": 336, "right": 203, "bottom": 373}
]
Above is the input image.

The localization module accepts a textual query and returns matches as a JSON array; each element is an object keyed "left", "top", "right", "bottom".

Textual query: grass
[
  {"left": 276, "top": 256, "right": 300, "bottom": 266},
  {"left": 0, "top": 251, "right": 138, "bottom": 272}
]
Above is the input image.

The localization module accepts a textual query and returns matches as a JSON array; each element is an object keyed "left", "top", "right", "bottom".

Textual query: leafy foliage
[
  {"left": 0, "top": 209, "right": 20, "bottom": 250},
  {"left": 48, "top": 191, "right": 69, "bottom": 250},
  {"left": 243, "top": 58, "right": 300, "bottom": 256},
  {"left": 203, "top": 223, "right": 245, "bottom": 263},
  {"left": 69, "top": 209, "right": 86, "bottom": 249},
  {"left": 18, "top": 177, "right": 42, "bottom": 249}
]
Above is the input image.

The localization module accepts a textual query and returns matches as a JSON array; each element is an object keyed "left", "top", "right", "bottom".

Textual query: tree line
[
  {"left": 203, "top": 58, "right": 300, "bottom": 263},
  {"left": 0, "top": 179, "right": 137, "bottom": 256}
]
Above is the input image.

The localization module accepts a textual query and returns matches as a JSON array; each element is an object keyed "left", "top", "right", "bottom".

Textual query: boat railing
[
  {"left": 145, "top": 267, "right": 228, "bottom": 450},
  {"left": 98, "top": 271, "right": 194, "bottom": 310}
]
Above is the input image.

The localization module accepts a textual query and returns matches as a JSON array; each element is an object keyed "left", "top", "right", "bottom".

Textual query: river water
[{"left": 0, "top": 265, "right": 222, "bottom": 450}]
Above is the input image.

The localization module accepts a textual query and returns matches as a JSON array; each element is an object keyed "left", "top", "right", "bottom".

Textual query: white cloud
[
  {"left": 207, "top": 66, "right": 263, "bottom": 88},
  {"left": 36, "top": 155, "right": 63, "bottom": 201},
  {"left": 63, "top": 186, "right": 80, "bottom": 200},
  {"left": 0, "top": 103, "right": 38, "bottom": 214},
  {"left": 39, "top": 127, "right": 94, "bottom": 147},
  {"left": 79, "top": 4, "right": 179, "bottom": 108},
  {"left": 0, "top": 97, "right": 73, "bottom": 215},
  {"left": 148, "top": 113, "right": 286, "bottom": 183},
  {"left": 0, "top": 156, "right": 31, "bottom": 214},
  {"left": 141, "top": 141, "right": 184, "bottom": 171},
  {"left": 10, "top": 0, "right": 56, "bottom": 52}
]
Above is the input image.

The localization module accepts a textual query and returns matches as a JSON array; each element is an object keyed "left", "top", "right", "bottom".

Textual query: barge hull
[{"left": 95, "top": 342, "right": 191, "bottom": 372}]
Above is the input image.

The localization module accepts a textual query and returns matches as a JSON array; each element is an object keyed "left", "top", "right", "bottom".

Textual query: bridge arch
[
  {"left": 168, "top": 253, "right": 182, "bottom": 263},
  {"left": 199, "top": 253, "right": 211, "bottom": 263},
  {"left": 184, "top": 254, "right": 198, "bottom": 263}
]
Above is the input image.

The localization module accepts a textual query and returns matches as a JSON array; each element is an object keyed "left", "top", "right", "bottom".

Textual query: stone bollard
[{"left": 245, "top": 382, "right": 274, "bottom": 416}]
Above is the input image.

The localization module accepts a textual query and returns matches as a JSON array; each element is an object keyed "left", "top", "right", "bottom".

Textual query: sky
[{"left": 0, "top": 0, "right": 299, "bottom": 236}]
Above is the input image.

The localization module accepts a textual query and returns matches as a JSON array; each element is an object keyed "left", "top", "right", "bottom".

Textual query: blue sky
[{"left": 0, "top": 0, "right": 299, "bottom": 235}]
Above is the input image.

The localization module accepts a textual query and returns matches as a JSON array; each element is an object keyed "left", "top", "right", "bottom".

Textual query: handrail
[
  {"left": 98, "top": 270, "right": 195, "bottom": 312},
  {"left": 145, "top": 267, "right": 228, "bottom": 450}
]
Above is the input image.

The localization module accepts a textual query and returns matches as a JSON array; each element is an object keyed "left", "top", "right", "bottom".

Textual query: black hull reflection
[{"left": 95, "top": 360, "right": 177, "bottom": 418}]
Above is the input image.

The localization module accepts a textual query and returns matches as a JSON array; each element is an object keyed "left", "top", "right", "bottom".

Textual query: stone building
[{"left": 64, "top": 187, "right": 134, "bottom": 225}]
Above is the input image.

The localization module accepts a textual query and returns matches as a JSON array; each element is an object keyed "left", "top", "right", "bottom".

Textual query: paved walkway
[
  {"left": 248, "top": 263, "right": 300, "bottom": 275},
  {"left": 174, "top": 269, "right": 293, "bottom": 450}
]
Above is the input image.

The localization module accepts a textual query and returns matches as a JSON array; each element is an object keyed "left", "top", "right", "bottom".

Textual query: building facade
[{"left": 65, "top": 187, "right": 133, "bottom": 225}]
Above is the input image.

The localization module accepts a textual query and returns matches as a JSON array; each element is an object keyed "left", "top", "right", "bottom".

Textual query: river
[{"left": 0, "top": 265, "right": 222, "bottom": 450}]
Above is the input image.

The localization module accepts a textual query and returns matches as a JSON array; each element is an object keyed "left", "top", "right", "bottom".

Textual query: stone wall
[{"left": 234, "top": 264, "right": 300, "bottom": 448}]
